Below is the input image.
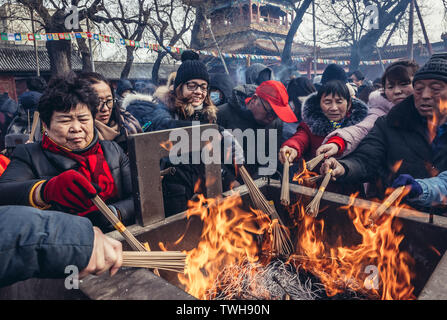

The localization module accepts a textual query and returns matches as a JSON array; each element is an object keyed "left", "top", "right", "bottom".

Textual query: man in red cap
[{"left": 217, "top": 80, "right": 296, "bottom": 189}]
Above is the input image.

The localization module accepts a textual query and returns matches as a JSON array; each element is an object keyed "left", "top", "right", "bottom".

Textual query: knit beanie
[
  {"left": 174, "top": 51, "right": 209, "bottom": 90},
  {"left": 413, "top": 53, "right": 447, "bottom": 84},
  {"left": 321, "top": 64, "right": 348, "bottom": 84}
]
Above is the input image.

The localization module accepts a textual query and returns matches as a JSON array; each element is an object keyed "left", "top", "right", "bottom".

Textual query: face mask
[{"left": 210, "top": 91, "right": 223, "bottom": 105}]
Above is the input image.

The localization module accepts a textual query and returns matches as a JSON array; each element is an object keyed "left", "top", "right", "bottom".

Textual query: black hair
[
  {"left": 352, "top": 70, "right": 365, "bottom": 81},
  {"left": 26, "top": 76, "right": 47, "bottom": 93},
  {"left": 38, "top": 72, "right": 99, "bottom": 128},
  {"left": 381, "top": 59, "right": 419, "bottom": 88},
  {"left": 78, "top": 72, "right": 118, "bottom": 126},
  {"left": 317, "top": 80, "right": 352, "bottom": 104},
  {"left": 287, "top": 77, "right": 316, "bottom": 121}
]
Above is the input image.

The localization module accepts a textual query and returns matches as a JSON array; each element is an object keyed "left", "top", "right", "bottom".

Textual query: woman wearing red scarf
[{"left": 0, "top": 73, "right": 135, "bottom": 231}]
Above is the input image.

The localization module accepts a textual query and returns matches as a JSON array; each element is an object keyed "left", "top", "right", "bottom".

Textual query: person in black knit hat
[{"left": 320, "top": 53, "right": 447, "bottom": 215}]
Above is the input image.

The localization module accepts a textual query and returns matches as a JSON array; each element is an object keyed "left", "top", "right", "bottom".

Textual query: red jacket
[
  {"left": 281, "top": 93, "right": 369, "bottom": 162},
  {"left": 282, "top": 122, "right": 345, "bottom": 161},
  {"left": 0, "top": 154, "right": 9, "bottom": 176}
]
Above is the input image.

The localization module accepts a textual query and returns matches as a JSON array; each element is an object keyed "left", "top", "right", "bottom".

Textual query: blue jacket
[
  {"left": 122, "top": 93, "right": 191, "bottom": 132},
  {"left": 0, "top": 206, "right": 94, "bottom": 288},
  {"left": 412, "top": 171, "right": 447, "bottom": 207}
]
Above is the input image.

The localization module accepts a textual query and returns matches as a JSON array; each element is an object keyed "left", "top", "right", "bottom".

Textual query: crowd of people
[{"left": 1, "top": 50, "right": 447, "bottom": 287}]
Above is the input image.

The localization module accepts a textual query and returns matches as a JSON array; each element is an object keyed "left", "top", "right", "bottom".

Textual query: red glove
[{"left": 42, "top": 170, "right": 99, "bottom": 213}]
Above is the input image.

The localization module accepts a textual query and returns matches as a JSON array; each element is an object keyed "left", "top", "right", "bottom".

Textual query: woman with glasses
[{"left": 79, "top": 72, "right": 142, "bottom": 153}]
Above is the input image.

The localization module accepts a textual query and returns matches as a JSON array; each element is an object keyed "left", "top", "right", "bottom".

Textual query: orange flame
[
  {"left": 160, "top": 140, "right": 173, "bottom": 151},
  {"left": 175, "top": 170, "right": 416, "bottom": 300}
]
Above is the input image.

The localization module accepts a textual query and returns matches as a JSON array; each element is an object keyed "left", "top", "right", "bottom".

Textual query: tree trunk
[
  {"left": 76, "top": 37, "right": 93, "bottom": 72},
  {"left": 350, "top": 0, "right": 412, "bottom": 70},
  {"left": 45, "top": 10, "right": 72, "bottom": 76},
  {"left": 46, "top": 39, "right": 72, "bottom": 76},
  {"left": 349, "top": 42, "right": 361, "bottom": 72},
  {"left": 152, "top": 51, "right": 167, "bottom": 85},
  {"left": 190, "top": 6, "right": 205, "bottom": 49},
  {"left": 281, "top": 0, "right": 313, "bottom": 67},
  {"left": 121, "top": 46, "right": 136, "bottom": 79}
]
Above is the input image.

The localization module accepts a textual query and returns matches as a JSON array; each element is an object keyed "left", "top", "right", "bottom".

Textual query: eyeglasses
[
  {"left": 258, "top": 97, "right": 276, "bottom": 119},
  {"left": 185, "top": 81, "right": 208, "bottom": 92},
  {"left": 98, "top": 99, "right": 114, "bottom": 110}
]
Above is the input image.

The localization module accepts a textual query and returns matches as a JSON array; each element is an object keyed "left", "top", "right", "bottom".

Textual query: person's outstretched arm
[{"left": 0, "top": 206, "right": 122, "bottom": 288}]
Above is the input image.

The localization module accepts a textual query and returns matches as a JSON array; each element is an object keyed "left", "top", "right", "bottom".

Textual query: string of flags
[{"left": 0, "top": 31, "right": 401, "bottom": 66}]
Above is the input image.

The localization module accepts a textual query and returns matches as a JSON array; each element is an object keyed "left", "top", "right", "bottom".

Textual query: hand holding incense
[{"left": 369, "top": 186, "right": 406, "bottom": 223}]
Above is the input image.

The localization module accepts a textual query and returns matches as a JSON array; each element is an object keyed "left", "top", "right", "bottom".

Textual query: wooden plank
[{"left": 128, "top": 124, "right": 223, "bottom": 227}]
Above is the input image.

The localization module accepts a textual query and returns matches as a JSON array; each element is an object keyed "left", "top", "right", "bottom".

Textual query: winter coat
[
  {"left": 408, "top": 171, "right": 447, "bottom": 207},
  {"left": 323, "top": 90, "right": 394, "bottom": 157},
  {"left": 282, "top": 92, "right": 369, "bottom": 161},
  {"left": 339, "top": 95, "right": 447, "bottom": 212},
  {"left": 245, "top": 63, "right": 273, "bottom": 85},
  {"left": 0, "top": 206, "right": 94, "bottom": 288},
  {"left": 0, "top": 133, "right": 135, "bottom": 230},
  {"left": 121, "top": 93, "right": 159, "bottom": 129},
  {"left": 209, "top": 73, "right": 235, "bottom": 106},
  {"left": 116, "top": 79, "right": 134, "bottom": 99},
  {"left": 149, "top": 88, "right": 218, "bottom": 131},
  {"left": 7, "top": 91, "right": 43, "bottom": 142},
  {"left": 0, "top": 93, "right": 18, "bottom": 151},
  {"left": 217, "top": 84, "right": 283, "bottom": 181}
]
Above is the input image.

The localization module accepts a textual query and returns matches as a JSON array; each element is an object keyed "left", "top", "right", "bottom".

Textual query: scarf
[
  {"left": 95, "top": 119, "right": 120, "bottom": 141},
  {"left": 41, "top": 133, "right": 119, "bottom": 207}
]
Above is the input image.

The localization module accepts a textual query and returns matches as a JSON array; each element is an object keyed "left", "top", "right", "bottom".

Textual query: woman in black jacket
[{"left": 0, "top": 73, "right": 135, "bottom": 231}]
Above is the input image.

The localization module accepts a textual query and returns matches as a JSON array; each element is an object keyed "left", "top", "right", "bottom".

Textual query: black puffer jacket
[
  {"left": 339, "top": 95, "right": 447, "bottom": 213},
  {"left": 0, "top": 135, "right": 135, "bottom": 230}
]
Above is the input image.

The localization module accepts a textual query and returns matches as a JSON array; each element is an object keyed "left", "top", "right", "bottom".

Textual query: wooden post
[
  {"left": 86, "top": 18, "right": 95, "bottom": 72},
  {"left": 29, "top": 8, "right": 40, "bottom": 77},
  {"left": 407, "top": 0, "right": 415, "bottom": 60},
  {"left": 414, "top": 0, "right": 433, "bottom": 56}
]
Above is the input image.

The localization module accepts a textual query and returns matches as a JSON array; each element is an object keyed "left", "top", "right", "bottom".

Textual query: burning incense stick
[
  {"left": 280, "top": 158, "right": 290, "bottom": 206},
  {"left": 239, "top": 165, "right": 293, "bottom": 256},
  {"left": 305, "top": 175, "right": 323, "bottom": 184},
  {"left": 305, "top": 170, "right": 332, "bottom": 218},
  {"left": 305, "top": 154, "right": 325, "bottom": 171},
  {"left": 369, "top": 186, "right": 406, "bottom": 223},
  {"left": 92, "top": 195, "right": 147, "bottom": 252},
  {"left": 122, "top": 251, "right": 186, "bottom": 273}
]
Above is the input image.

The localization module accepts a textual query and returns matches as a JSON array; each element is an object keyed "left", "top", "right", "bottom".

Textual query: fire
[
  {"left": 175, "top": 175, "right": 416, "bottom": 300},
  {"left": 177, "top": 194, "right": 270, "bottom": 299},
  {"left": 160, "top": 140, "right": 173, "bottom": 151},
  {"left": 290, "top": 189, "right": 415, "bottom": 300},
  {"left": 292, "top": 159, "right": 318, "bottom": 184}
]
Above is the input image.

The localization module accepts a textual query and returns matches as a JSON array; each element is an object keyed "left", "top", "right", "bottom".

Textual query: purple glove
[{"left": 392, "top": 174, "right": 423, "bottom": 198}]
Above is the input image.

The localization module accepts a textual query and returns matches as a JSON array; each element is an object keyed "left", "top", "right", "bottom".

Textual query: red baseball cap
[{"left": 255, "top": 80, "right": 297, "bottom": 123}]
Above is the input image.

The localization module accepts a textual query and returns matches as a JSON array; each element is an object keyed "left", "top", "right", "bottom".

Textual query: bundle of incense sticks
[
  {"left": 239, "top": 165, "right": 293, "bottom": 256},
  {"left": 305, "top": 170, "right": 332, "bottom": 218},
  {"left": 305, "top": 175, "right": 323, "bottom": 184},
  {"left": 369, "top": 186, "right": 406, "bottom": 223},
  {"left": 122, "top": 251, "right": 186, "bottom": 273},
  {"left": 280, "top": 158, "right": 290, "bottom": 206},
  {"left": 305, "top": 154, "right": 325, "bottom": 171},
  {"left": 92, "top": 196, "right": 147, "bottom": 252}
]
